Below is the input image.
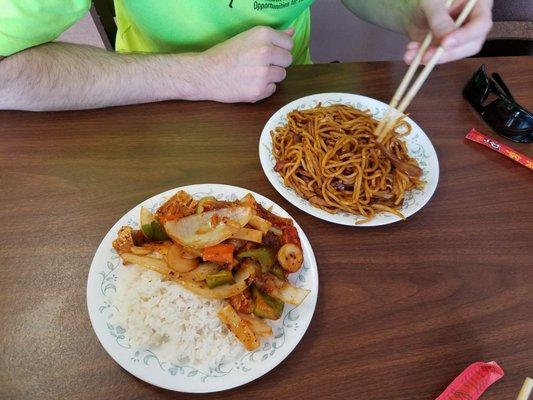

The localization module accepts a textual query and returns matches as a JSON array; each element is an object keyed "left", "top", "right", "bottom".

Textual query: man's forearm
[
  {"left": 341, "top": 0, "right": 415, "bottom": 34},
  {"left": 0, "top": 42, "right": 207, "bottom": 111}
]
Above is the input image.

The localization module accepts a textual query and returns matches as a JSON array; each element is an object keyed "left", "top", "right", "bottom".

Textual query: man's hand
[
  {"left": 198, "top": 26, "right": 293, "bottom": 103},
  {"left": 404, "top": 0, "right": 493, "bottom": 64}
]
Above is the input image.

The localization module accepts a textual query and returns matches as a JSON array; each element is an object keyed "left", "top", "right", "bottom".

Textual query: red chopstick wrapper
[
  {"left": 436, "top": 361, "right": 504, "bottom": 400},
  {"left": 466, "top": 129, "right": 533, "bottom": 171}
]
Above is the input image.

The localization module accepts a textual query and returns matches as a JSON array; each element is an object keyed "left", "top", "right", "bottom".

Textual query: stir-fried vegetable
[
  {"left": 202, "top": 243, "right": 235, "bottom": 265},
  {"left": 248, "top": 215, "right": 272, "bottom": 234},
  {"left": 218, "top": 304, "right": 259, "bottom": 351},
  {"left": 277, "top": 243, "right": 303, "bottom": 273},
  {"left": 268, "top": 226, "right": 283, "bottom": 236},
  {"left": 269, "top": 264, "right": 287, "bottom": 281},
  {"left": 156, "top": 190, "right": 197, "bottom": 223},
  {"left": 140, "top": 207, "right": 169, "bottom": 241},
  {"left": 129, "top": 246, "right": 152, "bottom": 256},
  {"left": 167, "top": 243, "right": 199, "bottom": 259},
  {"left": 135, "top": 241, "right": 173, "bottom": 255},
  {"left": 240, "top": 193, "right": 293, "bottom": 227},
  {"left": 166, "top": 244, "right": 199, "bottom": 273},
  {"left": 164, "top": 206, "right": 252, "bottom": 249},
  {"left": 255, "top": 202, "right": 293, "bottom": 228},
  {"left": 206, "top": 269, "right": 235, "bottom": 289},
  {"left": 228, "top": 288, "right": 254, "bottom": 314},
  {"left": 238, "top": 312, "right": 273, "bottom": 337},
  {"left": 179, "top": 262, "right": 220, "bottom": 282},
  {"left": 196, "top": 196, "right": 217, "bottom": 214},
  {"left": 234, "top": 259, "right": 258, "bottom": 281},
  {"left": 230, "top": 227, "right": 263, "bottom": 243},
  {"left": 176, "top": 262, "right": 252, "bottom": 300},
  {"left": 239, "top": 193, "right": 256, "bottom": 208},
  {"left": 281, "top": 225, "right": 300, "bottom": 246},
  {"left": 177, "top": 279, "right": 248, "bottom": 300},
  {"left": 252, "top": 286, "right": 284, "bottom": 320},
  {"left": 255, "top": 273, "right": 310, "bottom": 306},
  {"left": 113, "top": 226, "right": 135, "bottom": 254},
  {"left": 121, "top": 253, "right": 173, "bottom": 276},
  {"left": 237, "top": 247, "right": 276, "bottom": 272},
  {"left": 181, "top": 246, "right": 202, "bottom": 258}
]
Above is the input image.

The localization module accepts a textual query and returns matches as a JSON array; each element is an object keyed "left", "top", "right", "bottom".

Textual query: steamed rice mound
[{"left": 110, "top": 264, "right": 241, "bottom": 367}]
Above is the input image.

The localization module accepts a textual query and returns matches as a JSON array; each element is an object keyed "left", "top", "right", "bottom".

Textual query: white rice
[{"left": 109, "top": 264, "right": 241, "bottom": 368}]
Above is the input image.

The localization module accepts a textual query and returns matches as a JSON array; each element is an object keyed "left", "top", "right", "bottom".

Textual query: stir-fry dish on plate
[
  {"left": 111, "top": 190, "right": 310, "bottom": 355},
  {"left": 271, "top": 103, "right": 424, "bottom": 223},
  {"left": 259, "top": 93, "right": 439, "bottom": 227}
]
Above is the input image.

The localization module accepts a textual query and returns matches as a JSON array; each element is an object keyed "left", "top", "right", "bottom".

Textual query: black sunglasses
[{"left": 463, "top": 65, "right": 533, "bottom": 144}]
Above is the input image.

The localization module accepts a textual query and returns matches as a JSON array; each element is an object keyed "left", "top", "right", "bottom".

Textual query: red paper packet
[
  {"left": 436, "top": 361, "right": 504, "bottom": 400},
  {"left": 466, "top": 129, "right": 533, "bottom": 171}
]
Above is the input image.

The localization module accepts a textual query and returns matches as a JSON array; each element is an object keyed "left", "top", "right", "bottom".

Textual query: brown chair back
[
  {"left": 90, "top": 0, "right": 116, "bottom": 50},
  {"left": 477, "top": 0, "right": 532, "bottom": 57}
]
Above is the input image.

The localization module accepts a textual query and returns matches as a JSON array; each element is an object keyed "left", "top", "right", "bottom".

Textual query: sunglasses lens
[
  {"left": 463, "top": 67, "right": 490, "bottom": 109},
  {"left": 483, "top": 100, "right": 533, "bottom": 143}
]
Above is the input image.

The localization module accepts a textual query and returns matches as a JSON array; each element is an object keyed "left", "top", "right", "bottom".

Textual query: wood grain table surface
[{"left": 1, "top": 56, "right": 532, "bottom": 400}]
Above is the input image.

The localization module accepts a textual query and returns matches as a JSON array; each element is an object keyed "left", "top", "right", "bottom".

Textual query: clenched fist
[{"left": 197, "top": 26, "right": 294, "bottom": 103}]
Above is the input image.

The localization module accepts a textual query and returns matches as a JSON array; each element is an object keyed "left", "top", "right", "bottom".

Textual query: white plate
[
  {"left": 259, "top": 93, "right": 440, "bottom": 226},
  {"left": 86, "top": 184, "right": 318, "bottom": 393}
]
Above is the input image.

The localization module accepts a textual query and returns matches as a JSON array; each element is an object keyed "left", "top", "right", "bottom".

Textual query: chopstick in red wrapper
[
  {"left": 466, "top": 129, "right": 533, "bottom": 171},
  {"left": 436, "top": 361, "right": 504, "bottom": 400}
]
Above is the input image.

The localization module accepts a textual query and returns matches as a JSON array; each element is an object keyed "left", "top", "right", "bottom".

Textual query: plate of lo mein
[{"left": 259, "top": 93, "right": 439, "bottom": 226}]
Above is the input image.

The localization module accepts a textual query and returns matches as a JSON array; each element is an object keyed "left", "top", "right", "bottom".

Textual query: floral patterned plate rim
[
  {"left": 259, "top": 93, "right": 440, "bottom": 226},
  {"left": 86, "top": 184, "right": 318, "bottom": 393}
]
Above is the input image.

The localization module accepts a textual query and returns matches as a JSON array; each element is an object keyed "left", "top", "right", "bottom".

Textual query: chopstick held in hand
[{"left": 375, "top": 0, "right": 481, "bottom": 143}]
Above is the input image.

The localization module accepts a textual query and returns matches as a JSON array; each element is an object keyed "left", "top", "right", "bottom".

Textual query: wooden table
[{"left": 1, "top": 57, "right": 532, "bottom": 400}]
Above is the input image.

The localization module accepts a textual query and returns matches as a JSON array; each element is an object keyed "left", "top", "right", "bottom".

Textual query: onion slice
[{"left": 164, "top": 206, "right": 252, "bottom": 249}]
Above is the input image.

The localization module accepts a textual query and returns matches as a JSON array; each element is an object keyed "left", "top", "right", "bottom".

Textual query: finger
[
  {"left": 449, "top": 0, "right": 468, "bottom": 18},
  {"left": 252, "top": 26, "right": 293, "bottom": 51},
  {"left": 404, "top": 48, "right": 418, "bottom": 64},
  {"left": 420, "top": 46, "right": 438, "bottom": 64},
  {"left": 421, "top": 0, "right": 456, "bottom": 39},
  {"left": 407, "top": 41, "right": 421, "bottom": 50},
  {"left": 271, "top": 46, "right": 292, "bottom": 67},
  {"left": 256, "top": 45, "right": 292, "bottom": 68},
  {"left": 421, "top": 40, "right": 483, "bottom": 64},
  {"left": 270, "top": 30, "right": 294, "bottom": 51},
  {"left": 438, "top": 40, "right": 485, "bottom": 63},
  {"left": 265, "top": 82, "right": 276, "bottom": 97},
  {"left": 410, "top": 38, "right": 481, "bottom": 64},
  {"left": 253, "top": 83, "right": 276, "bottom": 103},
  {"left": 404, "top": 42, "right": 423, "bottom": 64},
  {"left": 267, "top": 66, "right": 287, "bottom": 83},
  {"left": 442, "top": 4, "right": 492, "bottom": 49},
  {"left": 284, "top": 27, "right": 295, "bottom": 37}
]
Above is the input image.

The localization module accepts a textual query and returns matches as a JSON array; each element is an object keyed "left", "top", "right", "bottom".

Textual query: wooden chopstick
[
  {"left": 516, "top": 378, "right": 533, "bottom": 400},
  {"left": 376, "top": 0, "right": 480, "bottom": 142},
  {"left": 379, "top": 0, "right": 455, "bottom": 122}
]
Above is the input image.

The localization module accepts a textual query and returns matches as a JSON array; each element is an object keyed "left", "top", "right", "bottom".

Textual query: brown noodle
[{"left": 271, "top": 104, "right": 425, "bottom": 223}]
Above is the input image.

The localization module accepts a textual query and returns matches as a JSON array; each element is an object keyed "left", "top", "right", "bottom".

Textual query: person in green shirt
[{"left": 0, "top": 0, "right": 493, "bottom": 111}]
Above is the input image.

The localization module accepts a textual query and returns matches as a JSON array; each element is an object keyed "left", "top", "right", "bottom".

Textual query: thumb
[
  {"left": 284, "top": 27, "right": 295, "bottom": 37},
  {"left": 423, "top": 0, "right": 456, "bottom": 41}
]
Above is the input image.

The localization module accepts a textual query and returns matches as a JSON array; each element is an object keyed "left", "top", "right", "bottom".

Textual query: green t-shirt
[{"left": 0, "top": 0, "right": 314, "bottom": 64}]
